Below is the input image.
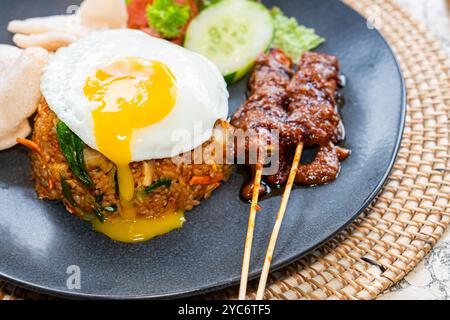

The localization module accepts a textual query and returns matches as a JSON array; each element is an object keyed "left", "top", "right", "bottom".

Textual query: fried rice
[{"left": 30, "top": 99, "right": 232, "bottom": 221}]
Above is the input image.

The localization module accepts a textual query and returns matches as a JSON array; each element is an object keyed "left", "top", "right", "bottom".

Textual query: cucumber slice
[{"left": 184, "top": 0, "right": 274, "bottom": 84}]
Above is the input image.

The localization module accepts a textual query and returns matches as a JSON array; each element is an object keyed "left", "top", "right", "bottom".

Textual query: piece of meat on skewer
[
  {"left": 295, "top": 142, "right": 350, "bottom": 186},
  {"left": 231, "top": 48, "right": 293, "bottom": 152},
  {"left": 248, "top": 48, "right": 293, "bottom": 97},
  {"left": 268, "top": 52, "right": 350, "bottom": 187},
  {"left": 290, "top": 52, "right": 350, "bottom": 185},
  {"left": 284, "top": 52, "right": 343, "bottom": 147}
]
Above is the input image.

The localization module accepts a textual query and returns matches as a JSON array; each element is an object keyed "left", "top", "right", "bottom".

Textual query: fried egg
[{"left": 41, "top": 29, "right": 228, "bottom": 215}]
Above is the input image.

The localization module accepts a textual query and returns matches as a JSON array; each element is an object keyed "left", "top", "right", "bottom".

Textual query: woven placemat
[{"left": 1, "top": 0, "right": 449, "bottom": 300}]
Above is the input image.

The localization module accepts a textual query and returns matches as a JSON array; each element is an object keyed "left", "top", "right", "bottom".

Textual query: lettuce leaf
[{"left": 270, "top": 7, "right": 325, "bottom": 62}]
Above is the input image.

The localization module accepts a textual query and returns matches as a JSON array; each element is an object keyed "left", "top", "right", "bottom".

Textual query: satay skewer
[
  {"left": 238, "top": 162, "right": 264, "bottom": 300},
  {"left": 255, "top": 143, "right": 304, "bottom": 300}
]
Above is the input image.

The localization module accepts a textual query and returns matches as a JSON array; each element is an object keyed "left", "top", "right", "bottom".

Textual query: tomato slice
[
  {"left": 127, "top": 0, "right": 153, "bottom": 29},
  {"left": 127, "top": 0, "right": 199, "bottom": 42}
]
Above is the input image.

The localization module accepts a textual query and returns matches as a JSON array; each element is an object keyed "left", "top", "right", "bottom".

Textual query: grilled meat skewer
[
  {"left": 232, "top": 49, "right": 350, "bottom": 200},
  {"left": 231, "top": 48, "right": 293, "bottom": 154}
]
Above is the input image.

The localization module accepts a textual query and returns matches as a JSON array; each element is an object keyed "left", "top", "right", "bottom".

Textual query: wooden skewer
[
  {"left": 238, "top": 162, "right": 263, "bottom": 300},
  {"left": 255, "top": 143, "right": 304, "bottom": 300}
]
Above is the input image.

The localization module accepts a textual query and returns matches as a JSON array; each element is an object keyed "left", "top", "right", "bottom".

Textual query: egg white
[{"left": 41, "top": 29, "right": 229, "bottom": 161}]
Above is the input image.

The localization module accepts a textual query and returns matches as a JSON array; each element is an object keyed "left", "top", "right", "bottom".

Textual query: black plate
[{"left": 0, "top": 0, "right": 405, "bottom": 299}]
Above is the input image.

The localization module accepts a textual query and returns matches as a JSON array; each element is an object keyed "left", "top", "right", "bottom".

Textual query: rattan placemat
[{"left": 1, "top": 0, "right": 449, "bottom": 300}]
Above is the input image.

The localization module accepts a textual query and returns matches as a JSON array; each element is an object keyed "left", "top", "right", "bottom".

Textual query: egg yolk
[
  {"left": 84, "top": 57, "right": 176, "bottom": 218},
  {"left": 92, "top": 210, "right": 185, "bottom": 243}
]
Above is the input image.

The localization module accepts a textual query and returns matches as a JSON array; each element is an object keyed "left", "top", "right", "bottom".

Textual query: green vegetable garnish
[
  {"left": 144, "top": 179, "right": 172, "bottom": 194},
  {"left": 93, "top": 195, "right": 115, "bottom": 223},
  {"left": 92, "top": 207, "right": 106, "bottom": 223},
  {"left": 270, "top": 7, "right": 325, "bottom": 62},
  {"left": 146, "top": 0, "right": 191, "bottom": 39},
  {"left": 61, "top": 176, "right": 106, "bottom": 223},
  {"left": 61, "top": 177, "right": 76, "bottom": 207},
  {"left": 224, "top": 72, "right": 237, "bottom": 85},
  {"left": 114, "top": 170, "right": 119, "bottom": 196},
  {"left": 56, "top": 121, "right": 93, "bottom": 188}
]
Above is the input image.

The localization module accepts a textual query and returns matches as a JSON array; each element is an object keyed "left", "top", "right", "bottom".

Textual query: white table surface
[{"left": 377, "top": 0, "right": 450, "bottom": 300}]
